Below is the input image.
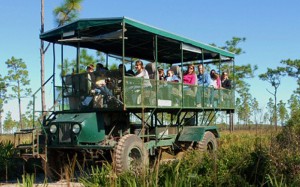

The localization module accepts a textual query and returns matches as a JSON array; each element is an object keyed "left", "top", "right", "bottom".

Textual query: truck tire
[
  {"left": 197, "top": 131, "right": 217, "bottom": 152},
  {"left": 114, "top": 134, "right": 148, "bottom": 174}
]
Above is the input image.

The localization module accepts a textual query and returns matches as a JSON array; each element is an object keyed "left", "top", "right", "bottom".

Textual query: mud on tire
[
  {"left": 197, "top": 131, "right": 217, "bottom": 152},
  {"left": 114, "top": 134, "right": 149, "bottom": 174}
]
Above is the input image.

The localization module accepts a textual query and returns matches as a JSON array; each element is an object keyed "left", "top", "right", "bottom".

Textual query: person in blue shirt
[
  {"left": 165, "top": 69, "right": 181, "bottom": 106},
  {"left": 166, "top": 69, "right": 180, "bottom": 82},
  {"left": 196, "top": 64, "right": 212, "bottom": 107},
  {"left": 197, "top": 64, "right": 211, "bottom": 86}
]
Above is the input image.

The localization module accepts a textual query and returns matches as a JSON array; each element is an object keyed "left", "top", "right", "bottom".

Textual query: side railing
[
  {"left": 32, "top": 75, "right": 54, "bottom": 128},
  {"left": 123, "top": 76, "right": 234, "bottom": 109},
  {"left": 14, "top": 75, "right": 55, "bottom": 161},
  {"left": 59, "top": 72, "right": 234, "bottom": 111}
]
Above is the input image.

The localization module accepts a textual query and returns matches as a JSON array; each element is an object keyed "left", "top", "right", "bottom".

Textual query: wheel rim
[
  {"left": 128, "top": 147, "right": 143, "bottom": 170},
  {"left": 207, "top": 141, "right": 215, "bottom": 151}
]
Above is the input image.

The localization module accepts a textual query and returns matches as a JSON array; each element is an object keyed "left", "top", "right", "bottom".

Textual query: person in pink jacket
[
  {"left": 183, "top": 64, "right": 197, "bottom": 85},
  {"left": 210, "top": 69, "right": 221, "bottom": 89}
]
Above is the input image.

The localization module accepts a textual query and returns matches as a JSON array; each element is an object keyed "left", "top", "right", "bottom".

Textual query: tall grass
[
  {"left": 78, "top": 128, "right": 299, "bottom": 187},
  {"left": 0, "top": 134, "right": 15, "bottom": 143},
  {"left": 17, "top": 173, "right": 35, "bottom": 187},
  {"left": 1, "top": 126, "right": 300, "bottom": 186}
]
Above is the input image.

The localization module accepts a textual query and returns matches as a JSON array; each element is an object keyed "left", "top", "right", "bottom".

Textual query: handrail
[{"left": 32, "top": 74, "right": 54, "bottom": 128}]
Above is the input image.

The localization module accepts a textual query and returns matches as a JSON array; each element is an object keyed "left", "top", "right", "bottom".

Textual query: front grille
[{"left": 59, "top": 123, "right": 72, "bottom": 143}]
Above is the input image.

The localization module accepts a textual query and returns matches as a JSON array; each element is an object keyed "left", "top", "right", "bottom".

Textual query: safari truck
[{"left": 14, "top": 17, "right": 235, "bottom": 178}]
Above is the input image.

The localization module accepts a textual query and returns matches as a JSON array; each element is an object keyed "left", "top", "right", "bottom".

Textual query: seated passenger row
[
  {"left": 86, "top": 61, "right": 231, "bottom": 91},
  {"left": 144, "top": 61, "right": 232, "bottom": 90},
  {"left": 83, "top": 61, "right": 232, "bottom": 108}
]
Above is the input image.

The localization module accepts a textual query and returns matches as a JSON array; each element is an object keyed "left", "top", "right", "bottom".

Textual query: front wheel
[
  {"left": 197, "top": 131, "right": 217, "bottom": 152},
  {"left": 114, "top": 134, "right": 149, "bottom": 174}
]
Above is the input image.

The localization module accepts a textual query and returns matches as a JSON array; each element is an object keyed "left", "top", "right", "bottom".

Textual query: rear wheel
[
  {"left": 114, "top": 134, "right": 149, "bottom": 174},
  {"left": 197, "top": 131, "right": 217, "bottom": 152}
]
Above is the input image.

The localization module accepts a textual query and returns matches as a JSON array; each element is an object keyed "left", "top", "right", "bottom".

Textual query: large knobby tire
[
  {"left": 197, "top": 131, "right": 217, "bottom": 152},
  {"left": 114, "top": 134, "right": 149, "bottom": 174}
]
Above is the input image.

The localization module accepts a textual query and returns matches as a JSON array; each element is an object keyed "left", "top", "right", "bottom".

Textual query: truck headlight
[
  {"left": 50, "top": 124, "right": 57, "bottom": 134},
  {"left": 72, "top": 124, "right": 81, "bottom": 134}
]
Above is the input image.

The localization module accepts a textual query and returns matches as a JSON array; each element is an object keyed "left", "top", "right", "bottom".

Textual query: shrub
[
  {"left": 273, "top": 108, "right": 300, "bottom": 185},
  {"left": 0, "top": 141, "right": 24, "bottom": 182}
]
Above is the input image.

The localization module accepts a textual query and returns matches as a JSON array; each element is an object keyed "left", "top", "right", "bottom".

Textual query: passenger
[
  {"left": 118, "top": 64, "right": 135, "bottom": 76},
  {"left": 221, "top": 72, "right": 232, "bottom": 89},
  {"left": 96, "top": 63, "right": 109, "bottom": 71},
  {"left": 126, "top": 70, "right": 135, "bottom": 76},
  {"left": 170, "top": 65, "right": 182, "bottom": 81},
  {"left": 210, "top": 69, "right": 221, "bottom": 89},
  {"left": 197, "top": 64, "right": 211, "bottom": 86},
  {"left": 196, "top": 64, "right": 211, "bottom": 107},
  {"left": 135, "top": 60, "right": 152, "bottom": 88},
  {"left": 96, "top": 63, "right": 105, "bottom": 72},
  {"left": 86, "top": 64, "right": 94, "bottom": 73},
  {"left": 165, "top": 69, "right": 180, "bottom": 106},
  {"left": 118, "top": 64, "right": 125, "bottom": 77},
  {"left": 130, "top": 60, "right": 152, "bottom": 105},
  {"left": 117, "top": 64, "right": 129, "bottom": 88},
  {"left": 86, "top": 64, "right": 95, "bottom": 87},
  {"left": 158, "top": 68, "right": 165, "bottom": 81},
  {"left": 145, "top": 62, "right": 157, "bottom": 79},
  {"left": 94, "top": 63, "right": 108, "bottom": 89},
  {"left": 183, "top": 64, "right": 197, "bottom": 85},
  {"left": 207, "top": 69, "right": 221, "bottom": 108},
  {"left": 183, "top": 64, "right": 197, "bottom": 107},
  {"left": 87, "top": 64, "right": 112, "bottom": 96},
  {"left": 166, "top": 70, "right": 180, "bottom": 82},
  {"left": 82, "top": 65, "right": 96, "bottom": 106}
]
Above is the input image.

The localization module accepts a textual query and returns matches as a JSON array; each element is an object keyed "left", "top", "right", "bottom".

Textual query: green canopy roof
[{"left": 40, "top": 17, "right": 234, "bottom": 63}]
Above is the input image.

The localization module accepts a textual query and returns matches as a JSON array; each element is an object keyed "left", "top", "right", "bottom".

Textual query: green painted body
[
  {"left": 46, "top": 110, "right": 219, "bottom": 150},
  {"left": 48, "top": 112, "right": 106, "bottom": 147},
  {"left": 178, "top": 126, "right": 219, "bottom": 142}
]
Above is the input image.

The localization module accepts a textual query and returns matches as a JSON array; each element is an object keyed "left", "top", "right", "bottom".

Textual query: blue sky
[{"left": 0, "top": 0, "right": 299, "bottom": 121}]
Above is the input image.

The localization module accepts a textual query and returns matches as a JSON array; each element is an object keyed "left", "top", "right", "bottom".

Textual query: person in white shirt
[
  {"left": 134, "top": 60, "right": 152, "bottom": 88},
  {"left": 129, "top": 60, "right": 152, "bottom": 105}
]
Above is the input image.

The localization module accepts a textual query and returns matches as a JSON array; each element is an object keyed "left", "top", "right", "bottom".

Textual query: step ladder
[{"left": 14, "top": 127, "right": 47, "bottom": 162}]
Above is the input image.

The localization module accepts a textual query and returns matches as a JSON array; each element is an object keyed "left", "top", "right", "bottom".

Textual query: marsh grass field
[{"left": 0, "top": 126, "right": 299, "bottom": 186}]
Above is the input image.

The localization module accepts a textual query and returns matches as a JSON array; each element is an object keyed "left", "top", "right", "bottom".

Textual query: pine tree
[{"left": 5, "top": 57, "right": 32, "bottom": 129}]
